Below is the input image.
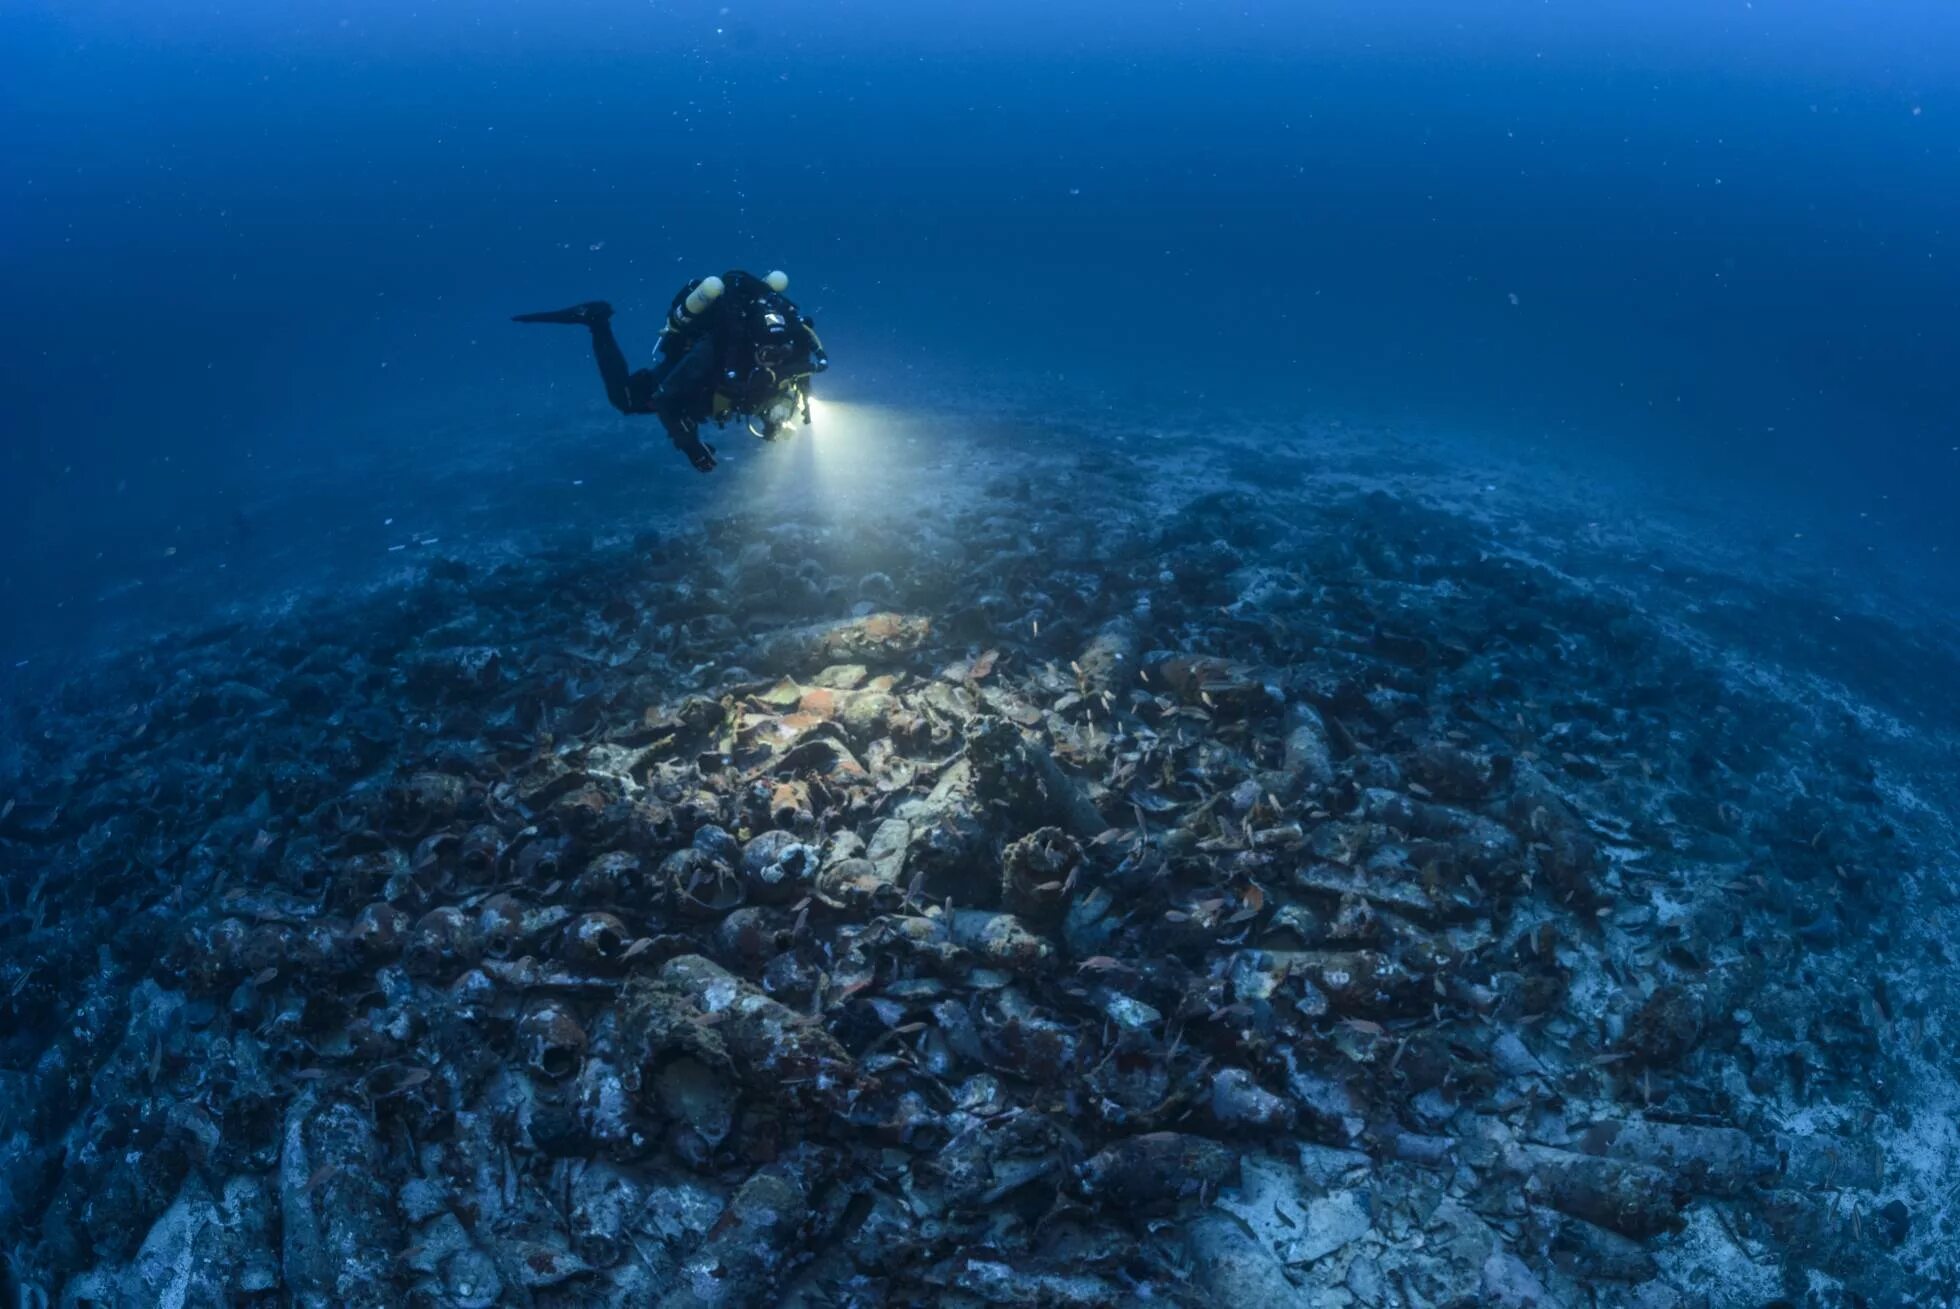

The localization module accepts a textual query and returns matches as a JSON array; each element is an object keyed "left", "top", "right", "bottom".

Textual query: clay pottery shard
[
  {"left": 766, "top": 778, "right": 814, "bottom": 830},
  {"left": 1078, "top": 1133, "right": 1239, "bottom": 1212},
  {"left": 835, "top": 690, "right": 896, "bottom": 742},
  {"left": 1506, "top": 766, "right": 1598, "bottom": 891},
  {"left": 1294, "top": 949, "right": 1434, "bottom": 1019},
  {"left": 384, "top": 770, "right": 469, "bottom": 831},
  {"left": 642, "top": 956, "right": 856, "bottom": 1101},
  {"left": 512, "top": 760, "right": 592, "bottom": 812},
  {"left": 740, "top": 830, "right": 821, "bottom": 904},
  {"left": 1076, "top": 617, "right": 1140, "bottom": 696},
  {"left": 715, "top": 906, "right": 793, "bottom": 969},
  {"left": 403, "top": 905, "right": 483, "bottom": 978},
  {"left": 1620, "top": 983, "right": 1704, "bottom": 1066},
  {"left": 654, "top": 1056, "right": 737, "bottom": 1148},
  {"left": 331, "top": 848, "right": 410, "bottom": 912},
  {"left": 458, "top": 823, "right": 503, "bottom": 878},
  {"left": 1403, "top": 742, "right": 1507, "bottom": 802},
  {"left": 1574, "top": 1120, "right": 1771, "bottom": 1196},
  {"left": 811, "top": 663, "right": 869, "bottom": 690},
  {"left": 519, "top": 1002, "right": 589, "bottom": 1080},
  {"left": 510, "top": 833, "right": 571, "bottom": 884},
  {"left": 571, "top": 850, "right": 644, "bottom": 907},
  {"left": 560, "top": 911, "right": 633, "bottom": 970},
  {"left": 975, "top": 990, "right": 1080, "bottom": 1083},
  {"left": 1000, "top": 826, "right": 1083, "bottom": 925},
  {"left": 349, "top": 903, "right": 410, "bottom": 963},
  {"left": 659, "top": 847, "right": 745, "bottom": 919},
  {"left": 753, "top": 612, "right": 933, "bottom": 674},
  {"left": 950, "top": 909, "right": 1055, "bottom": 975},
  {"left": 1514, "top": 1145, "right": 1686, "bottom": 1239},
  {"left": 1360, "top": 789, "right": 1520, "bottom": 875},
  {"left": 620, "top": 797, "right": 678, "bottom": 853},
  {"left": 770, "top": 734, "right": 867, "bottom": 782},
  {"left": 549, "top": 780, "right": 618, "bottom": 840},
  {"left": 816, "top": 857, "right": 901, "bottom": 912},
  {"left": 1207, "top": 1067, "right": 1297, "bottom": 1133},
  {"left": 1151, "top": 654, "right": 1277, "bottom": 716},
  {"left": 654, "top": 1162, "right": 816, "bottom": 1309},
  {"left": 280, "top": 1092, "right": 398, "bottom": 1308},
  {"left": 1280, "top": 701, "right": 1336, "bottom": 792},
  {"left": 476, "top": 894, "right": 570, "bottom": 959},
  {"left": 1550, "top": 1215, "right": 1659, "bottom": 1283}
]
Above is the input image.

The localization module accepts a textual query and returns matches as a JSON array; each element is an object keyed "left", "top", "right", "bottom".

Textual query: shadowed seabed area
[{"left": 2, "top": 396, "right": 1959, "bottom": 1305}]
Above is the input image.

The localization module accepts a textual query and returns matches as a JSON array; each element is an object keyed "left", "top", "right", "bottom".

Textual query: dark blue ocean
[{"left": 5, "top": 0, "right": 1959, "bottom": 665}]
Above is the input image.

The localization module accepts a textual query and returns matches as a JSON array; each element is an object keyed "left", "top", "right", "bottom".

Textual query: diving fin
[{"left": 512, "top": 300, "right": 613, "bottom": 326}]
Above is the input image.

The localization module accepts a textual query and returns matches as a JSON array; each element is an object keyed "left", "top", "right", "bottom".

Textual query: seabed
[{"left": 2, "top": 399, "right": 1956, "bottom": 1306}]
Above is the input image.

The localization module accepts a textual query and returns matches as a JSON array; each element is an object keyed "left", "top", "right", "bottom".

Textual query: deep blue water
[{"left": 4, "top": 0, "right": 1959, "bottom": 662}]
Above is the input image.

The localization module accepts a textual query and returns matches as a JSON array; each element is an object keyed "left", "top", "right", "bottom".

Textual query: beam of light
[{"left": 747, "top": 394, "right": 909, "bottom": 520}]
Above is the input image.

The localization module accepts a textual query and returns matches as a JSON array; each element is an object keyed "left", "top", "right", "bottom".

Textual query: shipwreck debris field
[{"left": 2, "top": 413, "right": 1957, "bottom": 1307}]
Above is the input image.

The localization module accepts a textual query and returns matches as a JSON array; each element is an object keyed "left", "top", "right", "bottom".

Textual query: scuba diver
[{"left": 514, "top": 269, "right": 827, "bottom": 473}]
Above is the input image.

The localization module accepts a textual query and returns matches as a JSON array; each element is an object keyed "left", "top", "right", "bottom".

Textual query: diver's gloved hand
[{"left": 674, "top": 433, "right": 718, "bottom": 473}]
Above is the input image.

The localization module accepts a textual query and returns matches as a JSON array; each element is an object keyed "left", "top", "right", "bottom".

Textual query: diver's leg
[
  {"left": 587, "top": 318, "right": 636, "bottom": 413},
  {"left": 511, "top": 300, "right": 637, "bottom": 410},
  {"left": 512, "top": 300, "right": 613, "bottom": 326}
]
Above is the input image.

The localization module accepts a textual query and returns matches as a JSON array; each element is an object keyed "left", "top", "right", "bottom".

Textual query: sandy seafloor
[{"left": 3, "top": 387, "right": 1959, "bottom": 1306}]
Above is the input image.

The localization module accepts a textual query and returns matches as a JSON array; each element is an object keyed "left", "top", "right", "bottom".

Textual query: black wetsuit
[
  {"left": 527, "top": 270, "right": 824, "bottom": 473},
  {"left": 591, "top": 302, "right": 715, "bottom": 428}
]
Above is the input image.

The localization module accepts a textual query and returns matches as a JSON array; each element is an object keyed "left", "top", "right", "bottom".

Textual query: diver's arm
[
  {"left": 801, "top": 320, "right": 829, "bottom": 374},
  {"left": 659, "top": 413, "right": 718, "bottom": 473}
]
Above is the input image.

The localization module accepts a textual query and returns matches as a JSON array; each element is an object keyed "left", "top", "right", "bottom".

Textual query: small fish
[
  {"left": 305, "top": 1163, "right": 342, "bottom": 1194},
  {"left": 969, "top": 649, "right": 999, "bottom": 680},
  {"left": 622, "top": 938, "right": 655, "bottom": 961},
  {"left": 250, "top": 966, "right": 279, "bottom": 987},
  {"left": 250, "top": 828, "right": 275, "bottom": 854}
]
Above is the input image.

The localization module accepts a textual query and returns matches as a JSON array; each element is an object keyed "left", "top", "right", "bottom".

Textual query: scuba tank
[{"left": 668, "top": 275, "right": 725, "bottom": 332}]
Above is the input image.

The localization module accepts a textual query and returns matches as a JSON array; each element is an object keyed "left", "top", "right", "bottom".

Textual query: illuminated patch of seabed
[{"left": 745, "top": 398, "right": 927, "bottom": 523}]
